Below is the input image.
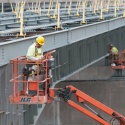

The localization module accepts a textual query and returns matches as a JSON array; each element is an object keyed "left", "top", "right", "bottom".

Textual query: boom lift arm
[{"left": 56, "top": 85, "right": 125, "bottom": 125}]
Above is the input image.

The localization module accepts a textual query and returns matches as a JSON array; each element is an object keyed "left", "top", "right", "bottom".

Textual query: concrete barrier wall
[
  {"left": 67, "top": 66, "right": 115, "bottom": 80},
  {"left": 66, "top": 58, "right": 115, "bottom": 80}
]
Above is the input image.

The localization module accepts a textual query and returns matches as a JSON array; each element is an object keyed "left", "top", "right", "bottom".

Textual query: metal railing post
[
  {"left": 1, "top": 3, "right": 4, "bottom": 13},
  {"left": 68, "top": 0, "right": 72, "bottom": 15},
  {"left": 114, "top": 0, "right": 117, "bottom": 17},
  {"left": 27, "top": 2, "right": 30, "bottom": 10},
  {"left": 10, "top": 2, "right": 14, "bottom": 12},
  {"left": 47, "top": 0, "right": 52, "bottom": 17},
  {"left": 50, "top": 0, "right": 53, "bottom": 11},
  {"left": 35, "top": 1, "right": 38, "bottom": 12},
  {"left": 81, "top": 2, "right": 86, "bottom": 24},
  {"left": 123, "top": 2, "right": 125, "bottom": 17},
  {"left": 53, "top": 0, "right": 58, "bottom": 20},
  {"left": 55, "top": 2, "right": 62, "bottom": 30},
  {"left": 76, "top": 0, "right": 81, "bottom": 16},
  {"left": 38, "top": 2, "right": 41, "bottom": 16},
  {"left": 106, "top": 0, "right": 110, "bottom": 12},
  {"left": 94, "top": 0, "right": 97, "bottom": 14},
  {"left": 32, "top": 2, "right": 34, "bottom": 11},
  {"left": 100, "top": 0, "right": 104, "bottom": 20}
]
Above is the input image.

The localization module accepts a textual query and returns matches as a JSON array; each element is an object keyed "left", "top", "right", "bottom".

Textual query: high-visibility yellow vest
[
  {"left": 27, "top": 43, "right": 43, "bottom": 59},
  {"left": 111, "top": 47, "right": 118, "bottom": 55}
]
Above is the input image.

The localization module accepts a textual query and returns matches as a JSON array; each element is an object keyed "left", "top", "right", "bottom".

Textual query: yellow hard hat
[{"left": 36, "top": 36, "right": 45, "bottom": 46}]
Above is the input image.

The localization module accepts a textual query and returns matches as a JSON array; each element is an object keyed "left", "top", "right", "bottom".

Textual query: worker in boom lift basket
[
  {"left": 26, "top": 36, "right": 45, "bottom": 80},
  {"left": 27, "top": 36, "right": 44, "bottom": 61},
  {"left": 22, "top": 36, "right": 53, "bottom": 96},
  {"left": 109, "top": 44, "right": 119, "bottom": 66}
]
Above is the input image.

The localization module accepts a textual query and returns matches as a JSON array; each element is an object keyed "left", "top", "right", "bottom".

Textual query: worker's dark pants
[
  {"left": 24, "top": 64, "right": 45, "bottom": 96},
  {"left": 113, "top": 54, "right": 119, "bottom": 66}
]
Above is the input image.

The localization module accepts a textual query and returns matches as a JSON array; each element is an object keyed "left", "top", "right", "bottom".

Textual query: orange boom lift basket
[{"left": 9, "top": 50, "right": 55, "bottom": 104}]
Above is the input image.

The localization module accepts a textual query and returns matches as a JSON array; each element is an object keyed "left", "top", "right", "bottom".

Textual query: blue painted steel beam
[
  {"left": 0, "top": 16, "right": 125, "bottom": 67},
  {"left": 0, "top": 10, "right": 124, "bottom": 35}
]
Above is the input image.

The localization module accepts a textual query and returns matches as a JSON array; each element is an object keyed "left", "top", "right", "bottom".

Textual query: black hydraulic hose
[{"left": 81, "top": 102, "right": 109, "bottom": 122}]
